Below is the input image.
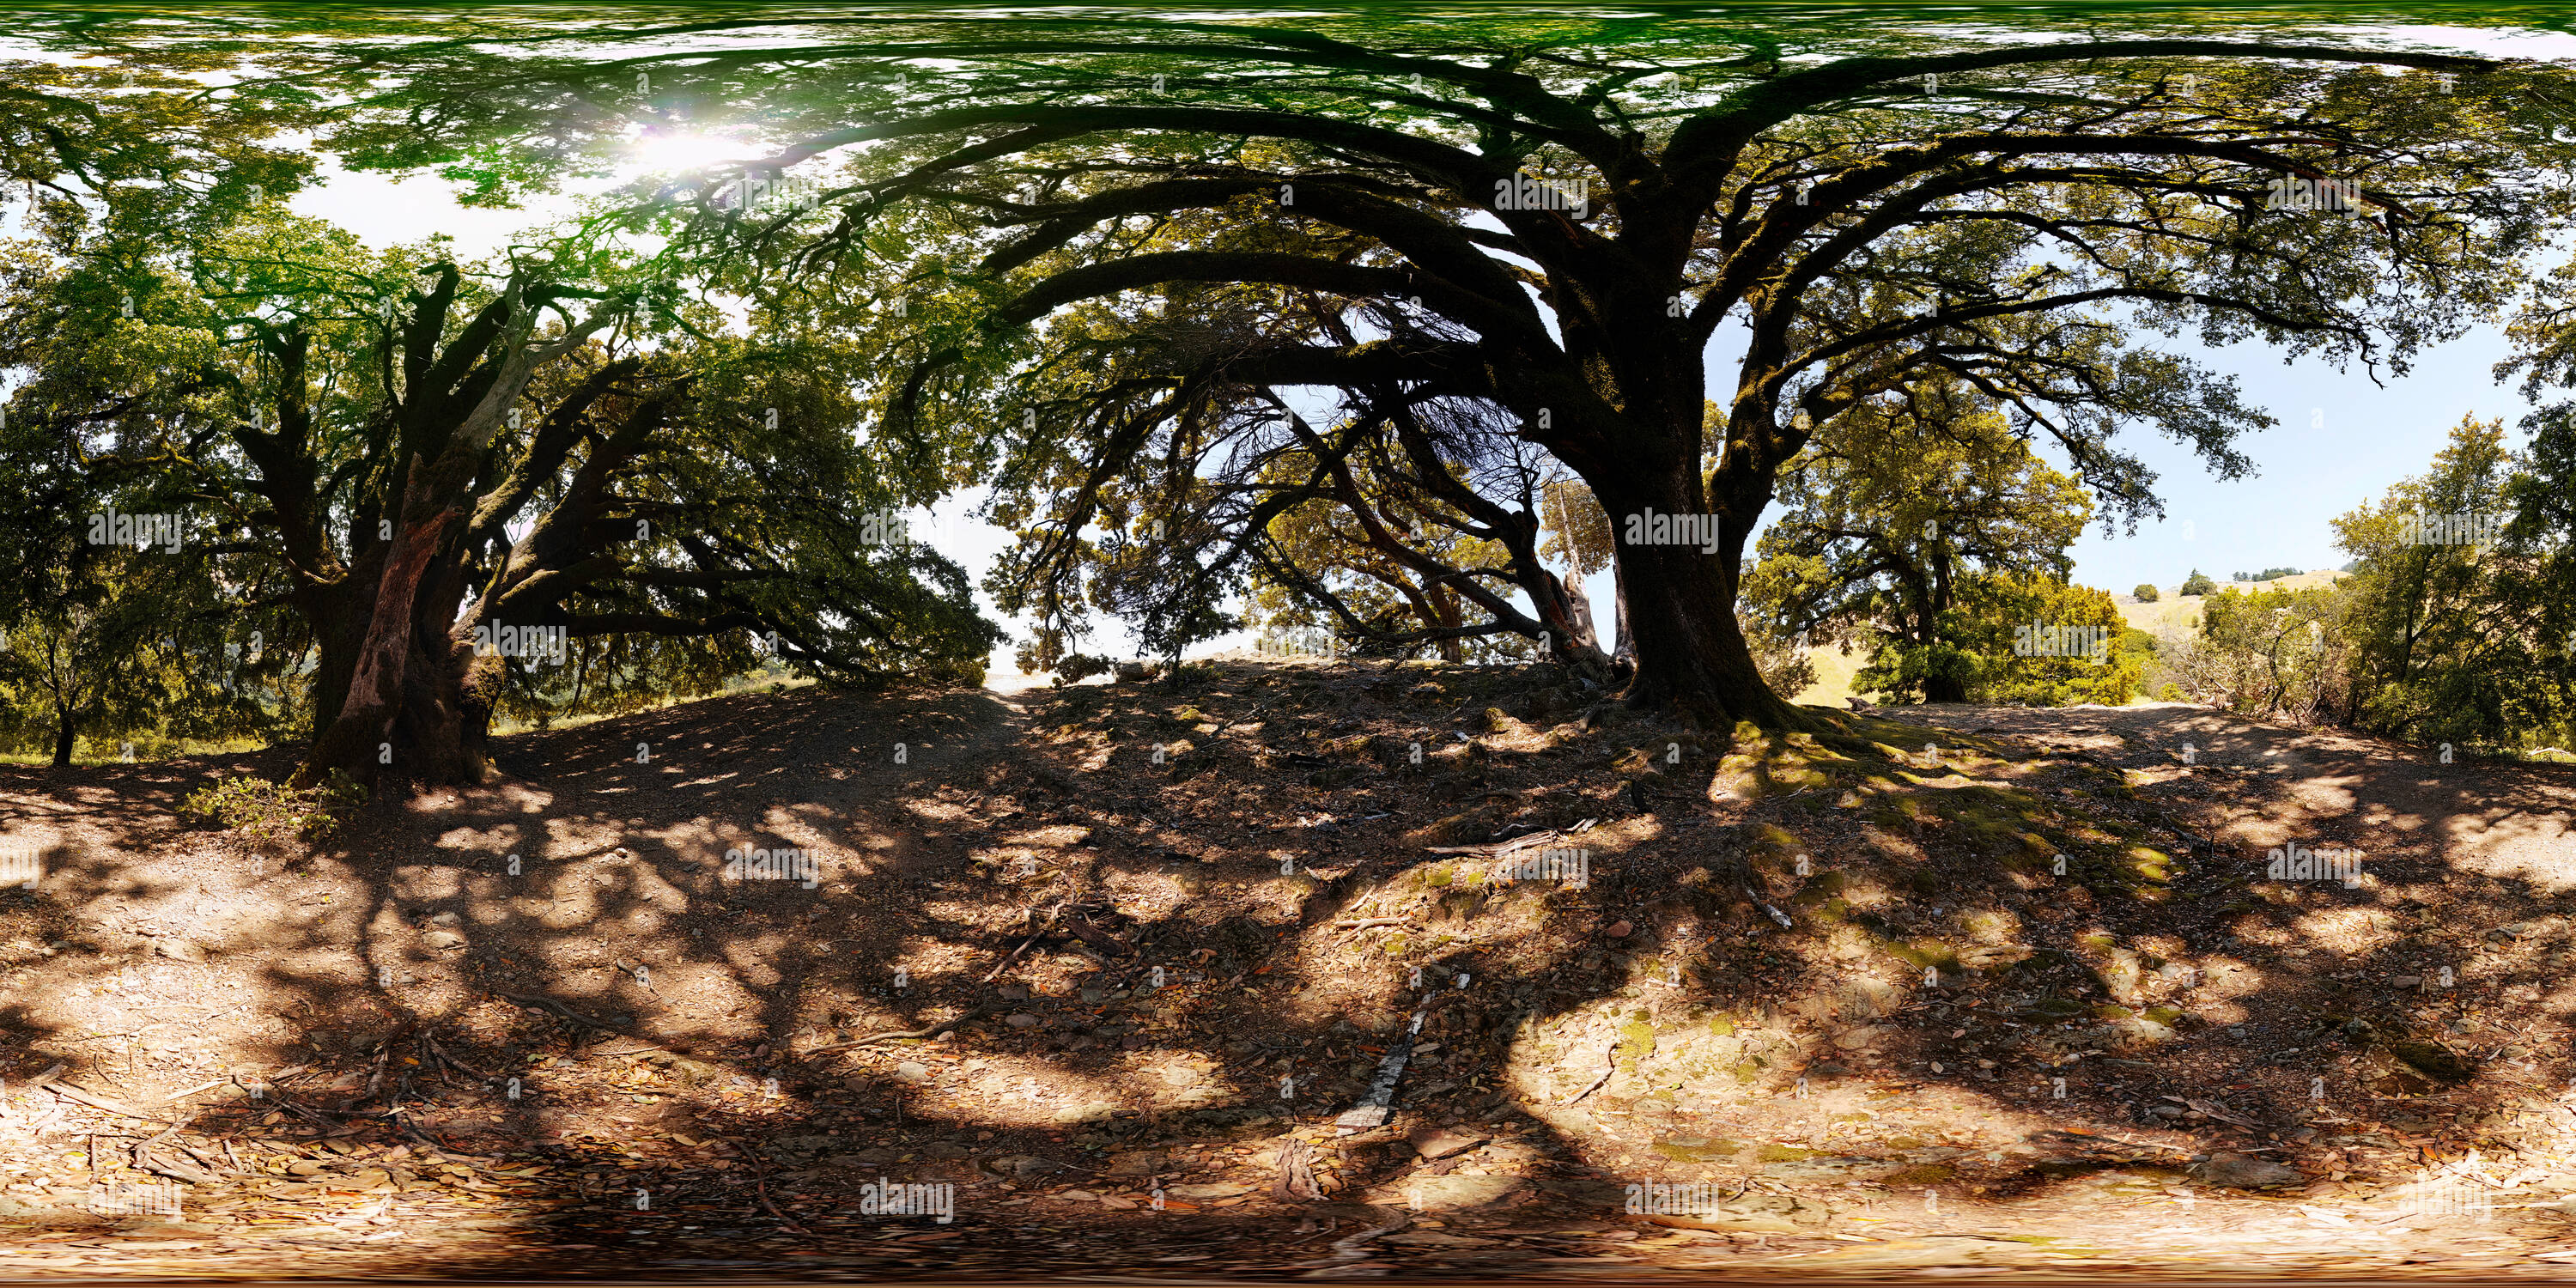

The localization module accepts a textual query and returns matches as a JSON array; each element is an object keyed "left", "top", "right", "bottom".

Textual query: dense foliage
[{"left": 3, "top": 9, "right": 2576, "bottom": 773}]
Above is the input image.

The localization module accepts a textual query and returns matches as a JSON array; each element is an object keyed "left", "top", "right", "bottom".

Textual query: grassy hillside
[
  {"left": 1789, "top": 641, "right": 1871, "bottom": 708},
  {"left": 2117, "top": 569, "right": 2347, "bottom": 636},
  {"left": 1788, "top": 569, "right": 2347, "bottom": 707}
]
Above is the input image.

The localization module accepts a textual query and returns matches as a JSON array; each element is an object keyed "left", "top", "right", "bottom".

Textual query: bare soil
[{"left": 0, "top": 660, "right": 2573, "bottom": 1279}]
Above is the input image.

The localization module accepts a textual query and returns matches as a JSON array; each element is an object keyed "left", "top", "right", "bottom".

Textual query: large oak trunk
[
  {"left": 295, "top": 577, "right": 499, "bottom": 789},
  {"left": 1610, "top": 536, "right": 1809, "bottom": 728},
  {"left": 1589, "top": 460, "right": 1809, "bottom": 731},
  {"left": 292, "top": 460, "right": 499, "bottom": 789}
]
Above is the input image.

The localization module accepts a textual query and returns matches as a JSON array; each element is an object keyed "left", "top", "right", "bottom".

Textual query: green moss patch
[{"left": 1652, "top": 1138, "right": 1744, "bottom": 1163}]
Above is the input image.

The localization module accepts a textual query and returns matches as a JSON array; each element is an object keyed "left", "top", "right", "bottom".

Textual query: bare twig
[
  {"left": 757, "top": 1179, "right": 811, "bottom": 1236},
  {"left": 805, "top": 1002, "right": 1001, "bottom": 1052},
  {"left": 495, "top": 989, "right": 625, "bottom": 1030},
  {"left": 428, "top": 1035, "right": 492, "bottom": 1079},
  {"left": 980, "top": 901, "right": 1068, "bottom": 983},
  {"left": 133, "top": 1109, "right": 218, "bottom": 1185},
  {"left": 50, "top": 1082, "right": 175, "bottom": 1124},
  {"left": 139, "top": 1109, "right": 196, "bottom": 1152},
  {"left": 153, "top": 1077, "right": 231, "bottom": 1106},
  {"left": 1425, "top": 829, "right": 1562, "bottom": 857}
]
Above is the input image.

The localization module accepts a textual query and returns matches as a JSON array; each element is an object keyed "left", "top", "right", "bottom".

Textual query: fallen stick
[
  {"left": 154, "top": 1077, "right": 231, "bottom": 1106},
  {"left": 980, "top": 902, "right": 1067, "bottom": 983},
  {"left": 494, "top": 990, "right": 625, "bottom": 1030},
  {"left": 804, "top": 1002, "right": 1001, "bottom": 1053},
  {"left": 140, "top": 1109, "right": 197, "bottom": 1156},
  {"left": 1296, "top": 1211, "right": 1412, "bottom": 1269},
  {"left": 1747, "top": 887, "right": 1793, "bottom": 927},
  {"left": 397, "top": 1117, "right": 445, "bottom": 1152},
  {"left": 1333, "top": 1012, "right": 1423, "bottom": 1132},
  {"left": 757, "top": 1179, "right": 811, "bottom": 1236},
  {"left": 1334, "top": 918, "right": 1407, "bottom": 930},
  {"left": 49, "top": 1082, "right": 175, "bottom": 1124},
  {"left": 1425, "top": 829, "right": 1561, "bottom": 857},
  {"left": 428, "top": 1036, "right": 493, "bottom": 1079},
  {"left": 132, "top": 1124, "right": 218, "bottom": 1186},
  {"left": 586, "top": 1043, "right": 682, "bottom": 1060}
]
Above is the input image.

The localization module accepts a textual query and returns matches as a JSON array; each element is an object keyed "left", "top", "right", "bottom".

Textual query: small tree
[
  {"left": 2179, "top": 570, "right": 2219, "bottom": 597},
  {"left": 1853, "top": 572, "right": 2138, "bottom": 706},
  {"left": 1744, "top": 375, "right": 2089, "bottom": 702},
  {"left": 2331, "top": 415, "right": 2551, "bottom": 744},
  {"left": 2187, "top": 584, "right": 2354, "bottom": 723},
  {"left": 2133, "top": 583, "right": 2160, "bottom": 603}
]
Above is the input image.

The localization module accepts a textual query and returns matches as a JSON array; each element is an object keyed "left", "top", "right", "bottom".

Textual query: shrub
[
  {"left": 2178, "top": 570, "right": 2217, "bottom": 597},
  {"left": 1161, "top": 659, "right": 1221, "bottom": 688},
  {"left": 2132, "top": 583, "right": 2159, "bottom": 602},
  {"left": 1054, "top": 653, "right": 1111, "bottom": 684},
  {"left": 179, "top": 774, "right": 367, "bottom": 842}
]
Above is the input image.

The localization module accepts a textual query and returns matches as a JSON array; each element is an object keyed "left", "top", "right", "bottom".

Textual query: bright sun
[{"left": 628, "top": 130, "right": 760, "bottom": 175}]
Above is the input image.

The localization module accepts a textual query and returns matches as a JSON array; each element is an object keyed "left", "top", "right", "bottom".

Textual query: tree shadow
[{"left": 0, "top": 672, "right": 2567, "bottom": 1273}]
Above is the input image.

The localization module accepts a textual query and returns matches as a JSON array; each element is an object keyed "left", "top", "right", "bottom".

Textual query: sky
[{"left": 286, "top": 64, "right": 2560, "bottom": 673}]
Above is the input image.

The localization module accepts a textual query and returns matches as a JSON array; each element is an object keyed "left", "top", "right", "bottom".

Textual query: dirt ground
[{"left": 1, "top": 659, "right": 2573, "bottom": 1279}]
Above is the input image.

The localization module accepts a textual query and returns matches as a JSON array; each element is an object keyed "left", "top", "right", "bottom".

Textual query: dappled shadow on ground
[{"left": 0, "top": 675, "right": 2570, "bottom": 1275}]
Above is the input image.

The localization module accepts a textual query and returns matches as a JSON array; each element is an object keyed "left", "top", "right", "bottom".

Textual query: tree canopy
[{"left": 4, "top": 8, "right": 2576, "bottom": 775}]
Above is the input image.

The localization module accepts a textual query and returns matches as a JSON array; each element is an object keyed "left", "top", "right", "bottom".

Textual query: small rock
[
  {"left": 893, "top": 1061, "right": 933, "bottom": 1084},
  {"left": 1647, "top": 1210, "right": 1801, "bottom": 1235},
  {"left": 1005, "top": 1012, "right": 1042, "bottom": 1028},
  {"left": 1406, "top": 1127, "right": 1487, "bottom": 1160},
  {"left": 1652, "top": 1138, "right": 1743, "bottom": 1163},
  {"left": 154, "top": 939, "right": 204, "bottom": 963},
  {"left": 2390, "top": 975, "right": 2422, "bottom": 988},
  {"left": 2388, "top": 1038, "right": 2475, "bottom": 1082},
  {"left": 1832, "top": 1026, "right": 1886, "bottom": 1051},
  {"left": 422, "top": 930, "right": 465, "bottom": 950},
  {"left": 429, "top": 911, "right": 459, "bottom": 926},
  {"left": 1765, "top": 1157, "right": 1872, "bottom": 1183},
  {"left": 1379, "top": 1175, "right": 1528, "bottom": 1211},
  {"left": 1164, "top": 1182, "right": 1250, "bottom": 1200},
  {"left": 998, "top": 984, "right": 1031, "bottom": 1000},
  {"left": 1606, "top": 920, "right": 1633, "bottom": 938},
  {"left": 2194, "top": 1151, "right": 2303, "bottom": 1189}
]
